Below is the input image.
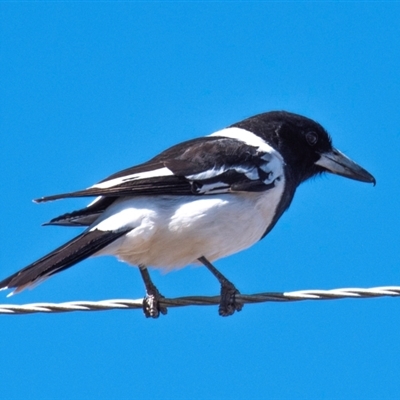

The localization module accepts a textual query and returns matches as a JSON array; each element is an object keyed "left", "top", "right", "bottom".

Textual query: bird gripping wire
[{"left": 1, "top": 285, "right": 399, "bottom": 315}]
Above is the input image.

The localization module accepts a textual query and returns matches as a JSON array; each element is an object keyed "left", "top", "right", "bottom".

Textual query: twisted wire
[{"left": 1, "top": 285, "right": 399, "bottom": 315}]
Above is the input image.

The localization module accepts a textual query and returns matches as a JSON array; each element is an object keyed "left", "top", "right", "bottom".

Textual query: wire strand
[{"left": 1, "top": 285, "right": 399, "bottom": 315}]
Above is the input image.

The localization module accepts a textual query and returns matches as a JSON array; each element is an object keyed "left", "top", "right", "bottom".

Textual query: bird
[{"left": 0, "top": 111, "right": 375, "bottom": 317}]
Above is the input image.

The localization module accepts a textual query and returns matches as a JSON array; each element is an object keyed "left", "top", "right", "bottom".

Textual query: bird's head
[{"left": 237, "top": 111, "right": 376, "bottom": 186}]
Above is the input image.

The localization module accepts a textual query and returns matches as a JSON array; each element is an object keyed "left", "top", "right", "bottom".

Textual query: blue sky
[{"left": 1, "top": 2, "right": 399, "bottom": 399}]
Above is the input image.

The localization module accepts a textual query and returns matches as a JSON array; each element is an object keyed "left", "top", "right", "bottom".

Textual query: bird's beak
[{"left": 315, "top": 148, "right": 376, "bottom": 185}]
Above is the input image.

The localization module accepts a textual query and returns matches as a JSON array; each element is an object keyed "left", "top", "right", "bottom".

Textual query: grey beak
[{"left": 315, "top": 148, "right": 376, "bottom": 185}]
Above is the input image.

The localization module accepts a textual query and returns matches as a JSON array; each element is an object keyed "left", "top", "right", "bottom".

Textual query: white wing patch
[
  {"left": 238, "top": 166, "right": 260, "bottom": 181},
  {"left": 195, "top": 182, "right": 230, "bottom": 194},
  {"left": 185, "top": 166, "right": 227, "bottom": 181},
  {"left": 91, "top": 167, "right": 173, "bottom": 189},
  {"left": 186, "top": 163, "right": 271, "bottom": 193}
]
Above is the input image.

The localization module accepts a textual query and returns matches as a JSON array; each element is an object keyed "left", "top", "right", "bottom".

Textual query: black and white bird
[{"left": 0, "top": 111, "right": 375, "bottom": 317}]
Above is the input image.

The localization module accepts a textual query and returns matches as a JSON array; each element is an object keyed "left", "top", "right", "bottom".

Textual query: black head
[{"left": 232, "top": 111, "right": 375, "bottom": 185}]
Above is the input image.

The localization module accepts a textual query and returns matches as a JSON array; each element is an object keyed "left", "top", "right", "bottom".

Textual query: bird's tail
[{"left": 0, "top": 228, "right": 132, "bottom": 296}]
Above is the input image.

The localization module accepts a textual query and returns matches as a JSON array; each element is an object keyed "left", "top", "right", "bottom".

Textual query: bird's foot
[
  {"left": 142, "top": 287, "right": 168, "bottom": 319},
  {"left": 219, "top": 281, "right": 243, "bottom": 317}
]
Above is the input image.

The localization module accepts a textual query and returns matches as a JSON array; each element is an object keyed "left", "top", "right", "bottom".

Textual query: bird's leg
[
  {"left": 138, "top": 265, "right": 168, "bottom": 318},
  {"left": 198, "top": 256, "right": 243, "bottom": 317}
]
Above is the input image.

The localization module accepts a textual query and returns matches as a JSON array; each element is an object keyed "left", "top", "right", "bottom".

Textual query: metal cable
[{"left": 1, "top": 285, "right": 399, "bottom": 315}]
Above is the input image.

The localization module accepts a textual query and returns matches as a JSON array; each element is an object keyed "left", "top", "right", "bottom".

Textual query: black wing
[
  {"left": 43, "top": 196, "right": 116, "bottom": 227},
  {"left": 35, "top": 136, "right": 279, "bottom": 203}
]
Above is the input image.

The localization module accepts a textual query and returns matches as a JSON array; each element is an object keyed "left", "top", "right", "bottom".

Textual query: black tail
[{"left": 0, "top": 228, "right": 132, "bottom": 295}]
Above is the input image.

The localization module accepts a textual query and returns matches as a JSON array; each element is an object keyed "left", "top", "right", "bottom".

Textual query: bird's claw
[
  {"left": 142, "top": 290, "right": 168, "bottom": 318},
  {"left": 219, "top": 282, "right": 243, "bottom": 317}
]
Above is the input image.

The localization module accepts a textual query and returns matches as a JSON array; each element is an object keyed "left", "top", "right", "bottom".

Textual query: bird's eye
[{"left": 306, "top": 131, "right": 318, "bottom": 146}]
